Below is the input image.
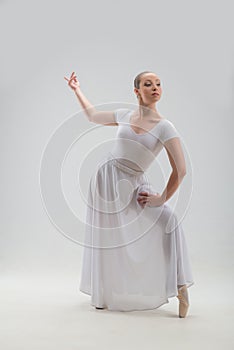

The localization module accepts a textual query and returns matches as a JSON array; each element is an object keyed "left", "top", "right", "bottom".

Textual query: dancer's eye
[{"left": 144, "top": 82, "right": 160, "bottom": 87}]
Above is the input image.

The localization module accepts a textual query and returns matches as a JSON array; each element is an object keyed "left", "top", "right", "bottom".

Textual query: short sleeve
[
  {"left": 160, "top": 120, "right": 180, "bottom": 144},
  {"left": 114, "top": 108, "right": 130, "bottom": 124}
]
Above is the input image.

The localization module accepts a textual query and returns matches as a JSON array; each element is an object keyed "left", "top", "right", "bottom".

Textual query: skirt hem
[{"left": 79, "top": 281, "right": 195, "bottom": 312}]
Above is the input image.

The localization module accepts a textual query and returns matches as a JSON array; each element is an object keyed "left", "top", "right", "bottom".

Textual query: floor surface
[{"left": 1, "top": 263, "right": 233, "bottom": 350}]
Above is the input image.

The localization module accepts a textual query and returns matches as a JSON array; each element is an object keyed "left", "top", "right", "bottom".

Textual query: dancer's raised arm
[{"left": 64, "top": 72, "right": 118, "bottom": 126}]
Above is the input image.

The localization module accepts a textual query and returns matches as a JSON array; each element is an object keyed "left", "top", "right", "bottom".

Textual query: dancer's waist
[{"left": 107, "top": 152, "right": 145, "bottom": 176}]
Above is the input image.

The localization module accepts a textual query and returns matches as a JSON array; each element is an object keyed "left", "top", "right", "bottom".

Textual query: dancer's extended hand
[
  {"left": 137, "top": 191, "right": 163, "bottom": 208},
  {"left": 64, "top": 71, "right": 80, "bottom": 91}
]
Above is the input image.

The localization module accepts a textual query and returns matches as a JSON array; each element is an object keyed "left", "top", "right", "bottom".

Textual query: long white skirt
[{"left": 79, "top": 151, "right": 195, "bottom": 311}]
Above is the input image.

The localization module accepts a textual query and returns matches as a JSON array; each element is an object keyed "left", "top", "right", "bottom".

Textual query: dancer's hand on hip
[{"left": 137, "top": 191, "right": 163, "bottom": 208}]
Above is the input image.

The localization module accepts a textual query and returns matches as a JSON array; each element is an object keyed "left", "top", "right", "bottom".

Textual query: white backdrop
[{"left": 1, "top": 0, "right": 233, "bottom": 349}]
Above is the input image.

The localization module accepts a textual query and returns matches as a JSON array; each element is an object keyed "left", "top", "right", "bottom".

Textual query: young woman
[{"left": 64, "top": 70, "right": 195, "bottom": 318}]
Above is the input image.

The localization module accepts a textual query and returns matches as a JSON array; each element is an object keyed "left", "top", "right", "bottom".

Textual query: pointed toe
[{"left": 177, "top": 285, "right": 189, "bottom": 318}]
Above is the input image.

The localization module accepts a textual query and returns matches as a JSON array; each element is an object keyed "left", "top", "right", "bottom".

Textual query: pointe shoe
[{"left": 176, "top": 285, "right": 189, "bottom": 318}]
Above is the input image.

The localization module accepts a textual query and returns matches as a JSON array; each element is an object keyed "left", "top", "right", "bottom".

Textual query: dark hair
[{"left": 134, "top": 71, "right": 155, "bottom": 89}]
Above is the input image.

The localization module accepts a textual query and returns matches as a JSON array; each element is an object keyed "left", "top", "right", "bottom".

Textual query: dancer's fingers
[
  {"left": 138, "top": 190, "right": 150, "bottom": 196},
  {"left": 69, "top": 76, "right": 77, "bottom": 83},
  {"left": 139, "top": 191, "right": 149, "bottom": 196}
]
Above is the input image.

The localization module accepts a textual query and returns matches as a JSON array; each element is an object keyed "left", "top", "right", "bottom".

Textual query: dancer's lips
[{"left": 152, "top": 93, "right": 159, "bottom": 96}]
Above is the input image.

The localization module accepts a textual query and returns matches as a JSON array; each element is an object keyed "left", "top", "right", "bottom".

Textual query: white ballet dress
[{"left": 79, "top": 108, "right": 195, "bottom": 311}]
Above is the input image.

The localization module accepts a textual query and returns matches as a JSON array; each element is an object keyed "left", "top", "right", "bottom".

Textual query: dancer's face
[{"left": 135, "top": 73, "right": 162, "bottom": 104}]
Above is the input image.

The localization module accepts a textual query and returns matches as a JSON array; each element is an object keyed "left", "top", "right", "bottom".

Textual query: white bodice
[{"left": 110, "top": 108, "right": 180, "bottom": 172}]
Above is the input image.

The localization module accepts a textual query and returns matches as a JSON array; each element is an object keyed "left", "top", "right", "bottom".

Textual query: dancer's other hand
[
  {"left": 137, "top": 191, "right": 163, "bottom": 208},
  {"left": 64, "top": 71, "right": 80, "bottom": 92}
]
